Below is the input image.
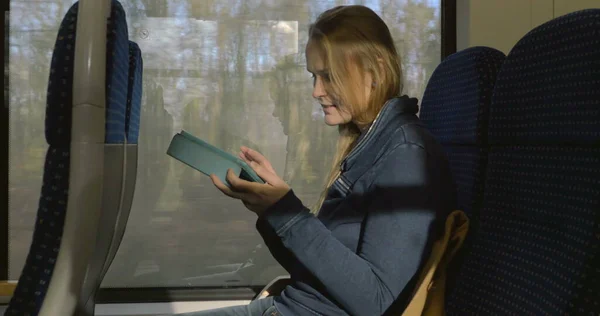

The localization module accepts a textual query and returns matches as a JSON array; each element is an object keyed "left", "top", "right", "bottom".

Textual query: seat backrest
[
  {"left": 108, "top": 40, "right": 143, "bottom": 274},
  {"left": 447, "top": 9, "right": 600, "bottom": 315},
  {"left": 79, "top": 33, "right": 141, "bottom": 316},
  {"left": 5, "top": 1, "right": 132, "bottom": 315},
  {"left": 126, "top": 42, "right": 143, "bottom": 144},
  {"left": 79, "top": 40, "right": 143, "bottom": 316},
  {"left": 419, "top": 46, "right": 505, "bottom": 299},
  {"left": 420, "top": 46, "right": 505, "bottom": 223}
]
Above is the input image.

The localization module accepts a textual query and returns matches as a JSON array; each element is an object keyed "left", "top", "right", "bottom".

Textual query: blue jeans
[{"left": 175, "top": 297, "right": 281, "bottom": 316}]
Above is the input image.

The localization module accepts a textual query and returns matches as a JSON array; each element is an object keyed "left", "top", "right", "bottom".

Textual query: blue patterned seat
[
  {"left": 6, "top": 1, "right": 132, "bottom": 315},
  {"left": 420, "top": 45, "right": 505, "bottom": 301},
  {"left": 420, "top": 46, "right": 505, "bottom": 223},
  {"left": 126, "top": 41, "right": 143, "bottom": 144},
  {"left": 447, "top": 9, "right": 600, "bottom": 315}
]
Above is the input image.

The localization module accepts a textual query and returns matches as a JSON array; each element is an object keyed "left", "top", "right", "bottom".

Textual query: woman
[{"left": 185, "top": 5, "right": 456, "bottom": 316}]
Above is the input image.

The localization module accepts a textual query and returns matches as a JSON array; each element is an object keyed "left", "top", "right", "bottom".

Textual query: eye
[{"left": 322, "top": 73, "right": 331, "bottom": 82}]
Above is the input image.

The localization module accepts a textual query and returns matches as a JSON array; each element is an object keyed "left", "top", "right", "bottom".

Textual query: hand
[
  {"left": 258, "top": 290, "right": 270, "bottom": 299},
  {"left": 210, "top": 146, "right": 290, "bottom": 216}
]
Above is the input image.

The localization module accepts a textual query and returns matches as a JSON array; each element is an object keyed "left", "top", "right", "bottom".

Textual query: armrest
[{"left": 252, "top": 275, "right": 292, "bottom": 300}]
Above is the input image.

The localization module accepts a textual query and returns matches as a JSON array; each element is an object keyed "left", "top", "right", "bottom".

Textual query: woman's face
[{"left": 305, "top": 40, "right": 353, "bottom": 126}]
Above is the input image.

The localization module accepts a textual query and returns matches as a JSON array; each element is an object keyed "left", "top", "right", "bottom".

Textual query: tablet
[{"left": 166, "top": 130, "right": 264, "bottom": 187}]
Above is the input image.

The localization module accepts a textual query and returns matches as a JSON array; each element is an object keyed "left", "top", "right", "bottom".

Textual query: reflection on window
[{"left": 8, "top": 0, "right": 442, "bottom": 288}]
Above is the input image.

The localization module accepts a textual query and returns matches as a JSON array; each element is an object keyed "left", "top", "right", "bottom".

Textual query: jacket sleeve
[
  {"left": 257, "top": 143, "right": 445, "bottom": 316},
  {"left": 255, "top": 216, "right": 298, "bottom": 274}
]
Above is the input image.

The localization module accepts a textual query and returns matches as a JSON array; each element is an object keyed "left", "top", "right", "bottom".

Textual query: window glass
[{"left": 8, "top": 0, "right": 442, "bottom": 287}]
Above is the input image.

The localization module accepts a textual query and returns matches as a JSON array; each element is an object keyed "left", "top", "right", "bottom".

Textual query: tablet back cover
[{"left": 167, "top": 130, "right": 263, "bottom": 185}]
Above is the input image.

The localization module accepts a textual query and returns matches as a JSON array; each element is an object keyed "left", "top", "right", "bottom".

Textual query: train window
[{"left": 8, "top": 0, "right": 442, "bottom": 291}]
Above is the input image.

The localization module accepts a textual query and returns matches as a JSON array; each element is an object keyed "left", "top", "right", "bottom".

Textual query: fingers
[
  {"left": 248, "top": 161, "right": 281, "bottom": 185},
  {"left": 239, "top": 151, "right": 253, "bottom": 164},
  {"left": 226, "top": 168, "right": 265, "bottom": 194},
  {"left": 258, "top": 290, "right": 270, "bottom": 299},
  {"left": 211, "top": 172, "right": 261, "bottom": 203},
  {"left": 210, "top": 174, "right": 238, "bottom": 198},
  {"left": 239, "top": 152, "right": 248, "bottom": 162},
  {"left": 241, "top": 146, "right": 268, "bottom": 165},
  {"left": 240, "top": 146, "right": 276, "bottom": 174}
]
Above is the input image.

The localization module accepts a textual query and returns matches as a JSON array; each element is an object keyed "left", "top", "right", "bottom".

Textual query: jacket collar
[{"left": 341, "top": 95, "right": 419, "bottom": 172}]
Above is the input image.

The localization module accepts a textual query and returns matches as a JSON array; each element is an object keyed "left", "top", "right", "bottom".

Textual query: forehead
[{"left": 305, "top": 40, "right": 326, "bottom": 71}]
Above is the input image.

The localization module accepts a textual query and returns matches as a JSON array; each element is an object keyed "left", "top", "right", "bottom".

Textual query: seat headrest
[
  {"left": 489, "top": 9, "right": 600, "bottom": 145},
  {"left": 420, "top": 46, "right": 505, "bottom": 145}
]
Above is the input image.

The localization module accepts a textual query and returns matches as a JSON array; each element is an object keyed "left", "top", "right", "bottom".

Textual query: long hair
[{"left": 310, "top": 5, "right": 403, "bottom": 213}]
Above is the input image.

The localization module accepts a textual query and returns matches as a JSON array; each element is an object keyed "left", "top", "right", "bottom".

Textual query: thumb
[{"left": 249, "top": 161, "right": 281, "bottom": 185}]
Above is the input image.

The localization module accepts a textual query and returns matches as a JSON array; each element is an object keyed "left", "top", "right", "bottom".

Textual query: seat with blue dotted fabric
[
  {"left": 419, "top": 46, "right": 506, "bottom": 300},
  {"left": 446, "top": 9, "right": 600, "bottom": 315},
  {"left": 5, "top": 1, "right": 132, "bottom": 315},
  {"left": 126, "top": 41, "right": 143, "bottom": 144},
  {"left": 420, "top": 46, "right": 505, "bottom": 226}
]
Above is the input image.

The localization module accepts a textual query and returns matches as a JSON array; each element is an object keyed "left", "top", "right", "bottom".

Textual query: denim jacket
[{"left": 256, "top": 96, "right": 457, "bottom": 316}]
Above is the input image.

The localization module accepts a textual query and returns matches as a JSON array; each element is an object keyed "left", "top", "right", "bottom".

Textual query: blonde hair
[{"left": 310, "top": 5, "right": 403, "bottom": 213}]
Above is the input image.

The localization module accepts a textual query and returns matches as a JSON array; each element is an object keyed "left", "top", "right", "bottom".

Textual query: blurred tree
[
  {"left": 267, "top": 0, "right": 340, "bottom": 206},
  {"left": 380, "top": 0, "right": 440, "bottom": 99},
  {"left": 268, "top": 53, "right": 338, "bottom": 200},
  {"left": 136, "top": 81, "right": 173, "bottom": 217}
]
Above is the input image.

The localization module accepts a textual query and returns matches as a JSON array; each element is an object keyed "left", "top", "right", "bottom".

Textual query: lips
[{"left": 321, "top": 104, "right": 337, "bottom": 115}]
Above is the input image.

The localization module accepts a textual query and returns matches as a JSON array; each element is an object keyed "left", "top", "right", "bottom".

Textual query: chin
[{"left": 324, "top": 115, "right": 344, "bottom": 126}]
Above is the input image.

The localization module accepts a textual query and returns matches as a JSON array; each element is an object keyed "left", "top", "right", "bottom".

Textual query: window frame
[
  {"left": 2, "top": 0, "right": 10, "bottom": 283},
  {"left": 0, "top": 0, "right": 457, "bottom": 304}
]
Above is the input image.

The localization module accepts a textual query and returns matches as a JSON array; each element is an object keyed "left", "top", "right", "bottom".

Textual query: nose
[{"left": 312, "top": 76, "right": 327, "bottom": 100}]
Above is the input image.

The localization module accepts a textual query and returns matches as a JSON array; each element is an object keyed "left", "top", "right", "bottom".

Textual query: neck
[{"left": 358, "top": 123, "right": 371, "bottom": 133}]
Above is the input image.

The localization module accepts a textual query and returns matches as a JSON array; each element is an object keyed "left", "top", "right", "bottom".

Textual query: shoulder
[
  {"left": 376, "top": 120, "right": 445, "bottom": 168},
  {"left": 363, "top": 123, "right": 453, "bottom": 213}
]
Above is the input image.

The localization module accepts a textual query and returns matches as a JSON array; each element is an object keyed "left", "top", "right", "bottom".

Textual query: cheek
[
  {"left": 336, "top": 105, "right": 353, "bottom": 122},
  {"left": 340, "top": 110, "right": 353, "bottom": 123},
  {"left": 332, "top": 107, "right": 353, "bottom": 124},
  {"left": 322, "top": 106, "right": 353, "bottom": 125}
]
